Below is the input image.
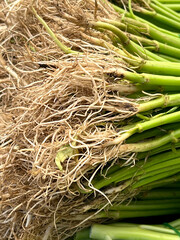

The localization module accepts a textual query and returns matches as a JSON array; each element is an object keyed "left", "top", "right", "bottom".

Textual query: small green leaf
[
  {"left": 29, "top": 44, "right": 36, "bottom": 52},
  {"left": 55, "top": 143, "right": 78, "bottom": 171}
]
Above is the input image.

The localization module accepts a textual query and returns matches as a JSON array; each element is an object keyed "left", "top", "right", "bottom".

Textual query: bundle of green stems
[
  {"left": 74, "top": 149, "right": 180, "bottom": 221},
  {"left": 32, "top": 0, "right": 180, "bottom": 236},
  {"left": 34, "top": 0, "right": 180, "bottom": 198}
]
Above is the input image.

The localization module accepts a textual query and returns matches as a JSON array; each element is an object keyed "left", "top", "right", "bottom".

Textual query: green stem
[
  {"left": 128, "top": 0, "right": 136, "bottom": 19},
  {"left": 111, "top": 67, "right": 180, "bottom": 87},
  {"left": 121, "top": 15, "right": 180, "bottom": 48},
  {"left": 106, "top": 18, "right": 180, "bottom": 60},
  {"left": 138, "top": 149, "right": 180, "bottom": 168},
  {"left": 103, "top": 19, "right": 142, "bottom": 36},
  {"left": 165, "top": 4, "right": 180, "bottom": 11},
  {"left": 92, "top": 21, "right": 151, "bottom": 59},
  {"left": 137, "top": 8, "right": 180, "bottom": 31},
  {"left": 81, "top": 33, "right": 134, "bottom": 60},
  {"left": 151, "top": 0, "right": 180, "bottom": 22},
  {"left": 141, "top": 174, "right": 180, "bottom": 189},
  {"left": 113, "top": 82, "right": 180, "bottom": 93},
  {"left": 93, "top": 20, "right": 169, "bottom": 62},
  {"left": 157, "top": 0, "right": 180, "bottom": 3},
  {"left": 132, "top": 169, "right": 180, "bottom": 188},
  {"left": 93, "top": 150, "right": 180, "bottom": 190},
  {"left": 75, "top": 228, "right": 90, "bottom": 240},
  {"left": 149, "top": 3, "right": 179, "bottom": 23},
  {"left": 32, "top": 7, "right": 79, "bottom": 54},
  {"left": 112, "top": 3, "right": 179, "bottom": 38},
  {"left": 109, "top": 200, "right": 180, "bottom": 211},
  {"left": 119, "top": 128, "right": 180, "bottom": 152},
  {"left": 130, "top": 34, "right": 180, "bottom": 59},
  {"left": 113, "top": 159, "right": 180, "bottom": 185},
  {"left": 138, "top": 162, "right": 180, "bottom": 180},
  {"left": 138, "top": 94, "right": 180, "bottom": 112},
  {"left": 147, "top": 26, "right": 180, "bottom": 49},
  {"left": 169, "top": 219, "right": 180, "bottom": 228},
  {"left": 140, "top": 225, "right": 177, "bottom": 235},
  {"left": 140, "top": 188, "right": 180, "bottom": 200},
  {"left": 138, "top": 61, "right": 180, "bottom": 75},
  {"left": 137, "top": 142, "right": 180, "bottom": 159},
  {"left": 127, "top": 122, "right": 180, "bottom": 143},
  {"left": 92, "top": 21, "right": 129, "bottom": 44},
  {"left": 90, "top": 224, "right": 180, "bottom": 239},
  {"left": 130, "top": 40, "right": 165, "bottom": 61},
  {"left": 108, "top": 111, "right": 180, "bottom": 146},
  {"left": 106, "top": 82, "right": 169, "bottom": 95},
  {"left": 156, "top": 54, "right": 180, "bottom": 63}
]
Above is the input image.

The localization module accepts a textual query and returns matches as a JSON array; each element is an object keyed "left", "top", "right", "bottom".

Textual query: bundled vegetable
[
  {"left": 32, "top": 0, "right": 180, "bottom": 183},
  {"left": 2, "top": 0, "right": 180, "bottom": 239}
]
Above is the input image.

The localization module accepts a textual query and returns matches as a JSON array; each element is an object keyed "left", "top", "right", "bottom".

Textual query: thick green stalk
[
  {"left": 106, "top": 82, "right": 174, "bottom": 95},
  {"left": 151, "top": 0, "right": 180, "bottom": 21},
  {"left": 165, "top": 4, "right": 180, "bottom": 11},
  {"left": 106, "top": 111, "right": 180, "bottom": 146},
  {"left": 119, "top": 55, "right": 180, "bottom": 76},
  {"left": 137, "top": 142, "right": 180, "bottom": 159},
  {"left": 92, "top": 21, "right": 129, "bottom": 44},
  {"left": 81, "top": 34, "right": 162, "bottom": 72},
  {"left": 145, "top": 26, "right": 180, "bottom": 49},
  {"left": 116, "top": 83, "right": 180, "bottom": 93},
  {"left": 111, "top": 68, "right": 180, "bottom": 87},
  {"left": 132, "top": 169, "right": 180, "bottom": 188},
  {"left": 136, "top": 84, "right": 180, "bottom": 92},
  {"left": 127, "top": 123, "right": 180, "bottom": 143},
  {"left": 130, "top": 41, "right": 165, "bottom": 61},
  {"left": 103, "top": 19, "right": 142, "bottom": 36},
  {"left": 114, "top": 160, "right": 180, "bottom": 185},
  {"left": 137, "top": 161, "right": 180, "bottom": 180},
  {"left": 94, "top": 209, "right": 180, "bottom": 219},
  {"left": 75, "top": 228, "right": 90, "bottom": 240},
  {"left": 137, "top": 149, "right": 180, "bottom": 168},
  {"left": 126, "top": 70, "right": 180, "bottom": 85},
  {"left": 106, "top": 19, "right": 180, "bottom": 60},
  {"left": 112, "top": 3, "right": 179, "bottom": 38},
  {"left": 138, "top": 94, "right": 180, "bottom": 112},
  {"left": 108, "top": 223, "right": 139, "bottom": 228},
  {"left": 90, "top": 224, "right": 180, "bottom": 239},
  {"left": 120, "top": 15, "right": 180, "bottom": 48},
  {"left": 140, "top": 225, "right": 177, "bottom": 235},
  {"left": 156, "top": 54, "right": 180, "bottom": 63},
  {"left": 169, "top": 219, "right": 180, "bottom": 228},
  {"left": 157, "top": 0, "right": 180, "bottom": 3},
  {"left": 141, "top": 174, "right": 180, "bottom": 189},
  {"left": 109, "top": 200, "right": 180, "bottom": 211},
  {"left": 118, "top": 128, "right": 180, "bottom": 152},
  {"left": 137, "top": 8, "right": 180, "bottom": 31},
  {"left": 129, "top": 34, "right": 180, "bottom": 59},
  {"left": 92, "top": 21, "right": 151, "bottom": 59},
  {"left": 92, "top": 165, "right": 135, "bottom": 190},
  {"left": 140, "top": 159, "right": 180, "bottom": 178},
  {"left": 138, "top": 61, "right": 180, "bottom": 75},
  {"left": 93, "top": 20, "right": 175, "bottom": 62}
]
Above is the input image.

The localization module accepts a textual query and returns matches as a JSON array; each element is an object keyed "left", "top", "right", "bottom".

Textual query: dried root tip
[{"left": 0, "top": 53, "right": 20, "bottom": 87}]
